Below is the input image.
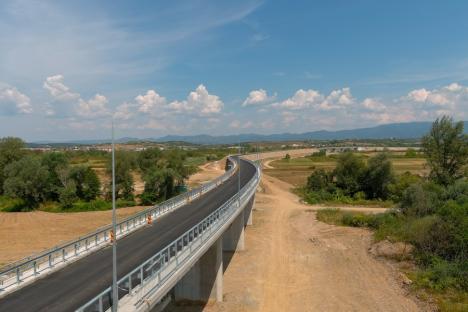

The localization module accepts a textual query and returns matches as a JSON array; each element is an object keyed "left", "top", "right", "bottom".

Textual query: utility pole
[
  {"left": 238, "top": 140, "right": 241, "bottom": 202},
  {"left": 111, "top": 119, "right": 118, "bottom": 312}
]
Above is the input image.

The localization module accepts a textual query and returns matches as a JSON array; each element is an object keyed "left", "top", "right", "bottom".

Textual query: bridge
[{"left": 0, "top": 156, "right": 260, "bottom": 311}]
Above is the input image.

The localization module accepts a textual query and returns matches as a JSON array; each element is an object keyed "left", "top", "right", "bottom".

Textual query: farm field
[{"left": 264, "top": 154, "right": 428, "bottom": 186}]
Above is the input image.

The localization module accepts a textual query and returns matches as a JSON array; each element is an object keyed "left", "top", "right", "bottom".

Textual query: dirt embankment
[
  {"left": 187, "top": 158, "right": 226, "bottom": 188},
  {"left": 171, "top": 171, "right": 424, "bottom": 312},
  {"left": 0, "top": 206, "right": 147, "bottom": 266}
]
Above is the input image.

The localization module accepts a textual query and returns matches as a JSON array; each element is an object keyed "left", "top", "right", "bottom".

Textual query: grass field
[{"left": 264, "top": 154, "right": 428, "bottom": 186}]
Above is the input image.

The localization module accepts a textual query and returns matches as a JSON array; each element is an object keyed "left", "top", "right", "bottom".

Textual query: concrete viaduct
[{"left": 0, "top": 156, "right": 260, "bottom": 311}]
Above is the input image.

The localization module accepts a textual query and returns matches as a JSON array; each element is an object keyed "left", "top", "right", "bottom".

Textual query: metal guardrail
[
  {"left": 0, "top": 158, "right": 237, "bottom": 294},
  {"left": 77, "top": 158, "right": 260, "bottom": 312}
]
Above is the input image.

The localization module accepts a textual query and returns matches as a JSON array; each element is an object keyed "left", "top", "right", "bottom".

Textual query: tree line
[{"left": 0, "top": 142, "right": 227, "bottom": 211}]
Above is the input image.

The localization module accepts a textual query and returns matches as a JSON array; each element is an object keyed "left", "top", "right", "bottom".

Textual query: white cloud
[
  {"left": 320, "top": 87, "right": 354, "bottom": 110},
  {"left": 77, "top": 94, "right": 110, "bottom": 118},
  {"left": 43, "top": 75, "right": 79, "bottom": 101},
  {"left": 361, "top": 98, "right": 386, "bottom": 112},
  {"left": 407, "top": 88, "right": 430, "bottom": 102},
  {"left": 43, "top": 74, "right": 110, "bottom": 119},
  {"left": 276, "top": 89, "right": 323, "bottom": 110},
  {"left": 169, "top": 84, "right": 223, "bottom": 116},
  {"left": 135, "top": 90, "right": 167, "bottom": 113},
  {"left": 0, "top": 87, "right": 33, "bottom": 114},
  {"left": 114, "top": 102, "right": 134, "bottom": 120},
  {"left": 242, "top": 89, "right": 275, "bottom": 106}
]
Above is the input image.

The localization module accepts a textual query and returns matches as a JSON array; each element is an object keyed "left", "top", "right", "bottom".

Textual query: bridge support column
[
  {"left": 244, "top": 196, "right": 255, "bottom": 226},
  {"left": 174, "top": 237, "right": 223, "bottom": 303},
  {"left": 223, "top": 209, "right": 245, "bottom": 251}
]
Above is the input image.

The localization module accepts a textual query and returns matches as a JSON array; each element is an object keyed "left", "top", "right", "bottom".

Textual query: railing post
[
  {"left": 16, "top": 267, "right": 20, "bottom": 284},
  {"left": 140, "top": 267, "right": 144, "bottom": 285},
  {"left": 98, "top": 295, "right": 103, "bottom": 312}
]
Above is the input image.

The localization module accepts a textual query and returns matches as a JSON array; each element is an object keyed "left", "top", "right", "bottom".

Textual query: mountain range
[{"left": 32, "top": 121, "right": 468, "bottom": 145}]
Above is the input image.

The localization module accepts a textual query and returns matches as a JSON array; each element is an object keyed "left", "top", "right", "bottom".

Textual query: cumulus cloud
[
  {"left": 320, "top": 87, "right": 354, "bottom": 110},
  {"left": 275, "top": 89, "right": 323, "bottom": 110},
  {"left": 242, "top": 89, "right": 275, "bottom": 106},
  {"left": 407, "top": 88, "right": 430, "bottom": 102},
  {"left": 405, "top": 85, "right": 462, "bottom": 106},
  {"left": 114, "top": 102, "right": 134, "bottom": 120},
  {"left": 169, "top": 84, "right": 223, "bottom": 116},
  {"left": 43, "top": 75, "right": 80, "bottom": 101},
  {"left": 136, "top": 90, "right": 167, "bottom": 113},
  {"left": 361, "top": 98, "right": 386, "bottom": 112},
  {"left": 0, "top": 87, "right": 33, "bottom": 114},
  {"left": 77, "top": 94, "right": 110, "bottom": 118},
  {"left": 44, "top": 74, "right": 110, "bottom": 118}
]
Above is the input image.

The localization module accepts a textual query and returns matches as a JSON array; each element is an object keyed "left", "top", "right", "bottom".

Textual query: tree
[
  {"left": 141, "top": 168, "right": 179, "bottom": 204},
  {"left": 3, "top": 156, "right": 49, "bottom": 206},
  {"left": 69, "top": 166, "right": 101, "bottom": 201},
  {"left": 284, "top": 153, "right": 291, "bottom": 161},
  {"left": 422, "top": 116, "right": 468, "bottom": 185},
  {"left": 137, "top": 148, "right": 162, "bottom": 172},
  {"left": 361, "top": 153, "right": 395, "bottom": 199},
  {"left": 0, "top": 137, "right": 25, "bottom": 194},
  {"left": 306, "top": 169, "right": 333, "bottom": 192},
  {"left": 41, "top": 152, "right": 69, "bottom": 200},
  {"left": 107, "top": 151, "right": 135, "bottom": 200},
  {"left": 333, "top": 152, "right": 366, "bottom": 196},
  {"left": 59, "top": 181, "right": 78, "bottom": 208}
]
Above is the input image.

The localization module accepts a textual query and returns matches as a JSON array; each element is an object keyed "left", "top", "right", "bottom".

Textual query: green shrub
[
  {"left": 316, "top": 208, "right": 343, "bottom": 225},
  {"left": 342, "top": 212, "right": 374, "bottom": 227},
  {"left": 306, "top": 169, "right": 333, "bottom": 192},
  {"left": 0, "top": 195, "right": 28, "bottom": 212},
  {"left": 400, "top": 182, "right": 443, "bottom": 217},
  {"left": 59, "top": 182, "right": 78, "bottom": 208},
  {"left": 388, "top": 172, "right": 422, "bottom": 202}
]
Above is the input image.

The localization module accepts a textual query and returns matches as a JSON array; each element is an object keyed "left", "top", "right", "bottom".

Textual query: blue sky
[{"left": 0, "top": 0, "right": 467, "bottom": 141}]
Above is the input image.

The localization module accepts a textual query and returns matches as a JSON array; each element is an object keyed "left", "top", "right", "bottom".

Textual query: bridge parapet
[
  {"left": 77, "top": 157, "right": 260, "bottom": 312},
  {"left": 0, "top": 159, "right": 237, "bottom": 297}
]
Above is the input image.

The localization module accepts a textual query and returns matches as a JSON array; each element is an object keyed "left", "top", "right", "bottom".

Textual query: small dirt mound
[{"left": 369, "top": 240, "right": 414, "bottom": 261}]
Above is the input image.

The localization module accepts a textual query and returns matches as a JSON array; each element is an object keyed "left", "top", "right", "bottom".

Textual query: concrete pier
[
  {"left": 174, "top": 238, "right": 223, "bottom": 303},
  {"left": 222, "top": 209, "right": 245, "bottom": 252},
  {"left": 244, "top": 196, "right": 254, "bottom": 226}
]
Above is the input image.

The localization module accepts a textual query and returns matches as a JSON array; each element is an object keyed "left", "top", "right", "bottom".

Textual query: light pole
[
  {"left": 238, "top": 140, "right": 241, "bottom": 202},
  {"left": 111, "top": 119, "right": 118, "bottom": 312}
]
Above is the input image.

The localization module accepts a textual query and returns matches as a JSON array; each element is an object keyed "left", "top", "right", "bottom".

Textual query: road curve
[{"left": 0, "top": 158, "right": 256, "bottom": 312}]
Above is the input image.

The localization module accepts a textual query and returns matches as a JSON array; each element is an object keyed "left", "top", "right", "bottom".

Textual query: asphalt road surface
[{"left": 0, "top": 158, "right": 256, "bottom": 312}]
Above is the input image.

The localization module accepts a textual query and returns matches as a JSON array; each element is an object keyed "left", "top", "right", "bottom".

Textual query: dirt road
[
  {"left": 171, "top": 173, "right": 421, "bottom": 312},
  {"left": 188, "top": 159, "right": 225, "bottom": 188}
]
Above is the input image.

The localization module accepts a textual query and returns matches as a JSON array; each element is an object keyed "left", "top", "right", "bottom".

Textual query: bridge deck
[{"left": 0, "top": 159, "right": 256, "bottom": 312}]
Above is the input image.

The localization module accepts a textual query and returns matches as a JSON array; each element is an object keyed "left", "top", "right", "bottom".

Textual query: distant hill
[
  {"left": 155, "top": 121, "right": 468, "bottom": 144},
  {"left": 31, "top": 121, "right": 468, "bottom": 145}
]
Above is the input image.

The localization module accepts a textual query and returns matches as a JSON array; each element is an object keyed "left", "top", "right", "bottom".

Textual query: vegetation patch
[{"left": 313, "top": 116, "right": 468, "bottom": 310}]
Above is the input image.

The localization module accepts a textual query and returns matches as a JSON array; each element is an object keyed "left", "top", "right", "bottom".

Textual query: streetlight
[{"left": 111, "top": 119, "right": 118, "bottom": 312}]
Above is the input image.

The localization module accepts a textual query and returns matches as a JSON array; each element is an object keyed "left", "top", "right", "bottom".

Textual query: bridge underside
[{"left": 172, "top": 195, "right": 255, "bottom": 306}]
